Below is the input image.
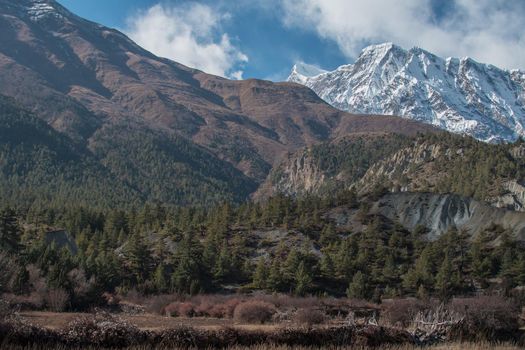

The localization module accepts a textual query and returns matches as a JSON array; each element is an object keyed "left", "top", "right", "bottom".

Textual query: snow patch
[{"left": 25, "top": 0, "right": 63, "bottom": 22}]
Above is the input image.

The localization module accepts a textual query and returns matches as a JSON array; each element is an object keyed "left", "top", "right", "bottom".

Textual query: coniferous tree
[
  {"left": 294, "top": 261, "right": 312, "bottom": 296},
  {"left": 171, "top": 232, "right": 205, "bottom": 294},
  {"left": 435, "top": 254, "right": 454, "bottom": 301},
  {"left": 347, "top": 271, "right": 367, "bottom": 299},
  {"left": 0, "top": 207, "right": 21, "bottom": 253},
  {"left": 252, "top": 258, "right": 268, "bottom": 289},
  {"left": 153, "top": 264, "right": 168, "bottom": 293},
  {"left": 125, "top": 231, "right": 152, "bottom": 284}
]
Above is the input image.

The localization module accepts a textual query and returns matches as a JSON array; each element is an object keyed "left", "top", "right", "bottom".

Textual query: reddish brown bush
[
  {"left": 102, "top": 292, "right": 121, "bottom": 306},
  {"left": 144, "top": 294, "right": 178, "bottom": 315},
  {"left": 184, "top": 295, "right": 244, "bottom": 319},
  {"left": 211, "top": 298, "right": 242, "bottom": 318},
  {"left": 164, "top": 302, "right": 194, "bottom": 317},
  {"left": 233, "top": 300, "right": 276, "bottom": 324},
  {"left": 293, "top": 307, "right": 326, "bottom": 327}
]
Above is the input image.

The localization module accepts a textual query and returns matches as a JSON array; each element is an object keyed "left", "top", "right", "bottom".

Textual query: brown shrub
[
  {"left": 293, "top": 307, "right": 326, "bottom": 327},
  {"left": 101, "top": 292, "right": 121, "bottom": 306},
  {"left": 0, "top": 252, "right": 18, "bottom": 293},
  {"left": 233, "top": 301, "right": 276, "bottom": 324},
  {"left": 448, "top": 296, "right": 520, "bottom": 341},
  {"left": 183, "top": 295, "right": 244, "bottom": 319},
  {"left": 122, "top": 289, "right": 145, "bottom": 305},
  {"left": 256, "top": 294, "right": 319, "bottom": 309},
  {"left": 144, "top": 294, "right": 178, "bottom": 315},
  {"left": 164, "top": 302, "right": 194, "bottom": 317},
  {"left": 0, "top": 299, "right": 12, "bottom": 320},
  {"left": 381, "top": 298, "right": 433, "bottom": 327},
  {"left": 210, "top": 298, "right": 242, "bottom": 318},
  {"left": 2, "top": 292, "right": 44, "bottom": 311},
  {"left": 45, "top": 288, "right": 69, "bottom": 312}
]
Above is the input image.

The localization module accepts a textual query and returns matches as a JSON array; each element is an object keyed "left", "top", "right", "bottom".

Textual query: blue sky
[{"left": 58, "top": 0, "right": 524, "bottom": 80}]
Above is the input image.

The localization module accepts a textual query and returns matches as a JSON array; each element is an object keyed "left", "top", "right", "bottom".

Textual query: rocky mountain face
[
  {"left": 0, "top": 0, "right": 434, "bottom": 206},
  {"left": 261, "top": 133, "right": 525, "bottom": 211},
  {"left": 255, "top": 133, "right": 412, "bottom": 199},
  {"left": 288, "top": 43, "right": 525, "bottom": 143},
  {"left": 328, "top": 192, "right": 525, "bottom": 240}
]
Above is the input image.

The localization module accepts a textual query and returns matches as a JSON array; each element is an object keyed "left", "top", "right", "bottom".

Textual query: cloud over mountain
[
  {"left": 281, "top": 0, "right": 525, "bottom": 70},
  {"left": 126, "top": 3, "right": 248, "bottom": 78}
]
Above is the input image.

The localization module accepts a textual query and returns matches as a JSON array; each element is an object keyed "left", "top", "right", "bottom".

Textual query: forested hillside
[
  {"left": 1, "top": 191, "right": 524, "bottom": 311},
  {"left": 0, "top": 96, "right": 142, "bottom": 209},
  {"left": 0, "top": 96, "right": 256, "bottom": 208}
]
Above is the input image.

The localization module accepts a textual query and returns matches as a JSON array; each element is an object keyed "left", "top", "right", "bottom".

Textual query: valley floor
[
  {"left": 19, "top": 311, "right": 279, "bottom": 332},
  {"left": 0, "top": 342, "right": 522, "bottom": 350}
]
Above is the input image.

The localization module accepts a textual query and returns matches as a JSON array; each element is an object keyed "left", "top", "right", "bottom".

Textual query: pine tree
[
  {"left": 153, "top": 264, "right": 168, "bottom": 293},
  {"left": 435, "top": 254, "right": 453, "bottom": 301},
  {"left": 320, "top": 249, "right": 335, "bottom": 278},
  {"left": 346, "top": 271, "right": 367, "bottom": 300},
  {"left": 294, "top": 261, "right": 312, "bottom": 296},
  {"left": 213, "top": 240, "right": 232, "bottom": 282},
  {"left": 284, "top": 248, "right": 301, "bottom": 283},
  {"left": 252, "top": 258, "right": 268, "bottom": 289},
  {"left": 267, "top": 258, "right": 284, "bottom": 292},
  {"left": 125, "top": 231, "right": 152, "bottom": 284},
  {"left": 320, "top": 223, "right": 338, "bottom": 246},
  {"left": 171, "top": 232, "right": 204, "bottom": 294},
  {"left": 0, "top": 207, "right": 21, "bottom": 253}
]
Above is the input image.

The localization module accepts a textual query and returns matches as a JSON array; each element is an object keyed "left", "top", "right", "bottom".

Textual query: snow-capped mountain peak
[
  {"left": 288, "top": 43, "right": 525, "bottom": 143},
  {"left": 289, "top": 62, "right": 328, "bottom": 84}
]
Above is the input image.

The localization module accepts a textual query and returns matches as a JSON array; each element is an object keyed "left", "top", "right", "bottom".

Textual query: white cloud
[
  {"left": 126, "top": 3, "right": 248, "bottom": 78},
  {"left": 281, "top": 0, "right": 525, "bottom": 70}
]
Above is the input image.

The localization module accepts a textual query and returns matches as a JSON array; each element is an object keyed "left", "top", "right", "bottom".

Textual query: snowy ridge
[
  {"left": 289, "top": 63, "right": 328, "bottom": 84},
  {"left": 288, "top": 43, "right": 525, "bottom": 142}
]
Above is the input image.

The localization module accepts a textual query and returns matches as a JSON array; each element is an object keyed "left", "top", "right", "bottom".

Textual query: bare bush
[
  {"left": 2, "top": 292, "right": 44, "bottom": 310},
  {"left": 233, "top": 300, "right": 276, "bottom": 324},
  {"left": 256, "top": 294, "right": 319, "bottom": 310},
  {"left": 122, "top": 289, "right": 145, "bottom": 305},
  {"left": 46, "top": 288, "right": 69, "bottom": 312},
  {"left": 67, "top": 268, "right": 95, "bottom": 299},
  {"left": 448, "top": 296, "right": 520, "bottom": 341},
  {"left": 0, "top": 298, "right": 12, "bottom": 321},
  {"left": 411, "top": 304, "right": 464, "bottom": 344},
  {"left": 382, "top": 298, "right": 433, "bottom": 327},
  {"left": 62, "top": 311, "right": 142, "bottom": 347},
  {"left": 293, "top": 307, "right": 326, "bottom": 327},
  {"left": 0, "top": 251, "right": 17, "bottom": 293}
]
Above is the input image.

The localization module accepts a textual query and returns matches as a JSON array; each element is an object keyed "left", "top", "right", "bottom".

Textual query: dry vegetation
[
  {"left": 1, "top": 294, "right": 523, "bottom": 349},
  {"left": 0, "top": 342, "right": 522, "bottom": 350}
]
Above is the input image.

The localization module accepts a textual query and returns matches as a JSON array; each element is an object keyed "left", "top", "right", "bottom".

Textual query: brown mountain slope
[{"left": 0, "top": 0, "right": 436, "bottom": 205}]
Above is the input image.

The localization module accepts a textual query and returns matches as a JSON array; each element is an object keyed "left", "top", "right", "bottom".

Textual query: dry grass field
[
  {"left": 19, "top": 311, "right": 281, "bottom": 332},
  {"left": 0, "top": 342, "right": 522, "bottom": 350}
]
